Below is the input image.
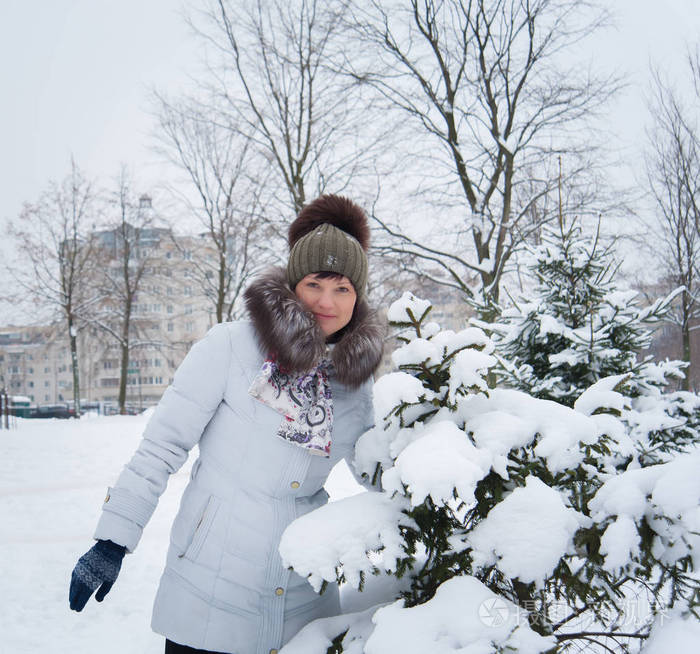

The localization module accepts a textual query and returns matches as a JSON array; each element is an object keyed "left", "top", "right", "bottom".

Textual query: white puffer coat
[{"left": 94, "top": 269, "right": 384, "bottom": 654}]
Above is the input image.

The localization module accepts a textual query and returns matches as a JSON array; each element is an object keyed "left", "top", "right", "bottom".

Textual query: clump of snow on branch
[
  {"left": 467, "top": 476, "right": 591, "bottom": 586},
  {"left": 574, "top": 374, "right": 631, "bottom": 416},
  {"left": 279, "top": 492, "right": 414, "bottom": 592},
  {"left": 371, "top": 372, "right": 425, "bottom": 423},
  {"left": 386, "top": 292, "right": 431, "bottom": 324},
  {"left": 639, "top": 613, "right": 700, "bottom": 654},
  {"left": 381, "top": 421, "right": 491, "bottom": 507},
  {"left": 459, "top": 388, "right": 603, "bottom": 473},
  {"left": 447, "top": 348, "right": 495, "bottom": 400},
  {"left": 280, "top": 606, "right": 377, "bottom": 654},
  {"left": 589, "top": 451, "right": 700, "bottom": 571},
  {"left": 391, "top": 338, "right": 441, "bottom": 367},
  {"left": 363, "top": 576, "right": 556, "bottom": 654}
]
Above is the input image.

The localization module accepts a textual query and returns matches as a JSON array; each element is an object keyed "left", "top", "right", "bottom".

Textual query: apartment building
[
  {"left": 0, "top": 201, "right": 218, "bottom": 410},
  {"left": 0, "top": 325, "right": 76, "bottom": 404}
]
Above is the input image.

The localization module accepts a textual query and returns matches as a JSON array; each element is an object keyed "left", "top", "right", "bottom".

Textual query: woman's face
[{"left": 295, "top": 273, "right": 357, "bottom": 336}]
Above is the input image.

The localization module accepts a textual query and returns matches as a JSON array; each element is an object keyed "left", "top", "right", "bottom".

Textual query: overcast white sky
[
  {"left": 0, "top": 0, "right": 199, "bottom": 226},
  {"left": 1, "top": 0, "right": 699, "bottom": 320},
  {"left": 2, "top": 0, "right": 699, "bottom": 223}
]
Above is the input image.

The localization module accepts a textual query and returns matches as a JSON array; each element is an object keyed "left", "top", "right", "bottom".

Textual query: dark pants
[{"left": 165, "top": 639, "right": 229, "bottom": 654}]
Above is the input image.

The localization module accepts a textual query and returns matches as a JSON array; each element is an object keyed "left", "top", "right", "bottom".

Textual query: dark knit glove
[{"left": 69, "top": 539, "right": 127, "bottom": 611}]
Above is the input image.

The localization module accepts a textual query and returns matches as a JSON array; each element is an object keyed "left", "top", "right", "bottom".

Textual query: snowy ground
[{"left": 0, "top": 414, "right": 362, "bottom": 654}]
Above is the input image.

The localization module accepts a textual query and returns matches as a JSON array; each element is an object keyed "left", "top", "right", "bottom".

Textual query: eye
[
  {"left": 336, "top": 286, "right": 351, "bottom": 293},
  {"left": 305, "top": 281, "right": 320, "bottom": 289}
]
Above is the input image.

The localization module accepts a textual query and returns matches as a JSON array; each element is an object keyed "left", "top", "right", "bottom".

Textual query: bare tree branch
[
  {"left": 345, "top": 0, "right": 619, "bottom": 301},
  {"left": 154, "top": 93, "right": 280, "bottom": 322}
]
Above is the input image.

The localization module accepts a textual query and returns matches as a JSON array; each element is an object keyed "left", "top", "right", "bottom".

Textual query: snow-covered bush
[{"left": 279, "top": 293, "right": 699, "bottom": 654}]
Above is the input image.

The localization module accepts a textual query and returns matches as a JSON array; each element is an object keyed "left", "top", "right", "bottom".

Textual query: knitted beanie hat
[{"left": 287, "top": 195, "right": 370, "bottom": 298}]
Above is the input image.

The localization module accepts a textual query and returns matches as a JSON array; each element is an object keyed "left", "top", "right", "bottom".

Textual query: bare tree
[
  {"left": 89, "top": 169, "right": 165, "bottom": 413},
  {"left": 646, "top": 51, "right": 700, "bottom": 390},
  {"left": 7, "top": 160, "right": 99, "bottom": 416},
  {"left": 155, "top": 95, "right": 275, "bottom": 322},
  {"left": 347, "top": 0, "right": 618, "bottom": 302},
  {"left": 189, "top": 0, "right": 386, "bottom": 218}
]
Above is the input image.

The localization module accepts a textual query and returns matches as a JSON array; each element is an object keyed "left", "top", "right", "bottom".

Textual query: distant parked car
[
  {"left": 9, "top": 396, "right": 32, "bottom": 418},
  {"left": 28, "top": 404, "right": 76, "bottom": 419}
]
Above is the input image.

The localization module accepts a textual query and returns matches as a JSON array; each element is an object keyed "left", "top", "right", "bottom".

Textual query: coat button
[
  {"left": 270, "top": 650, "right": 278, "bottom": 654},
  {"left": 290, "top": 481, "right": 300, "bottom": 489},
  {"left": 275, "top": 587, "right": 284, "bottom": 596},
  {"left": 104, "top": 493, "right": 110, "bottom": 503}
]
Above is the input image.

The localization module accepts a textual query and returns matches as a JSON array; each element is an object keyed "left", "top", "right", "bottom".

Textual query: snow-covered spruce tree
[
  {"left": 475, "top": 216, "right": 699, "bottom": 466},
  {"left": 475, "top": 217, "right": 666, "bottom": 405},
  {"left": 278, "top": 293, "right": 699, "bottom": 654}
]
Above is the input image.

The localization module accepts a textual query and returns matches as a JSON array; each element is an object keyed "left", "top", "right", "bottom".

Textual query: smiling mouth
[{"left": 315, "top": 313, "right": 336, "bottom": 319}]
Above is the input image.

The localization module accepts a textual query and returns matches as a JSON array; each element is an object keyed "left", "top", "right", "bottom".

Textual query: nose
[{"left": 317, "top": 288, "right": 335, "bottom": 310}]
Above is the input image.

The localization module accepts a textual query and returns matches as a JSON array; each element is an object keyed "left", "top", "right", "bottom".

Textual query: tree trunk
[
  {"left": 68, "top": 314, "right": 81, "bottom": 418},
  {"left": 118, "top": 339, "right": 129, "bottom": 415},
  {"left": 118, "top": 310, "right": 131, "bottom": 414},
  {"left": 682, "top": 291, "right": 691, "bottom": 391},
  {"left": 217, "top": 252, "right": 226, "bottom": 324}
]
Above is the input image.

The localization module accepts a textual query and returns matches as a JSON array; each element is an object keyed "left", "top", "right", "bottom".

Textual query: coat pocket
[{"left": 177, "top": 494, "right": 220, "bottom": 561}]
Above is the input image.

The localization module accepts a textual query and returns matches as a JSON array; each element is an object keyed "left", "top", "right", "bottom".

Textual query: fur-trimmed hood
[{"left": 243, "top": 267, "right": 384, "bottom": 388}]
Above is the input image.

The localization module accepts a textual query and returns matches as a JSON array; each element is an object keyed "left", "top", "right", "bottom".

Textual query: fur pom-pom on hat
[
  {"left": 288, "top": 195, "right": 370, "bottom": 251},
  {"left": 287, "top": 195, "right": 370, "bottom": 297}
]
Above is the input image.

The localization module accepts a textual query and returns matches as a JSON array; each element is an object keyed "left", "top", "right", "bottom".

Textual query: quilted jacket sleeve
[{"left": 94, "top": 323, "right": 233, "bottom": 552}]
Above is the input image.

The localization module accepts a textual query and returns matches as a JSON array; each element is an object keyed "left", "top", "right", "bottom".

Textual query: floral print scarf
[{"left": 248, "top": 357, "right": 334, "bottom": 457}]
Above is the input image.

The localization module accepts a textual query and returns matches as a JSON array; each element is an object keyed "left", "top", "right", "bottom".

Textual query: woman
[{"left": 69, "top": 195, "right": 384, "bottom": 654}]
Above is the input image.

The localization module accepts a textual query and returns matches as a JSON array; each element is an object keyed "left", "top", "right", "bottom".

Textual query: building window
[
  {"left": 28, "top": 381, "right": 34, "bottom": 388},
  {"left": 185, "top": 322, "right": 194, "bottom": 333},
  {"left": 185, "top": 305, "right": 193, "bottom": 315},
  {"left": 44, "top": 381, "right": 50, "bottom": 387},
  {"left": 167, "top": 305, "right": 173, "bottom": 314},
  {"left": 184, "top": 286, "right": 192, "bottom": 297},
  {"left": 167, "top": 323, "right": 174, "bottom": 333}
]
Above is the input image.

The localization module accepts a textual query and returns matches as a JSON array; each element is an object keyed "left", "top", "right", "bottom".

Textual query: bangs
[{"left": 312, "top": 271, "right": 347, "bottom": 282}]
